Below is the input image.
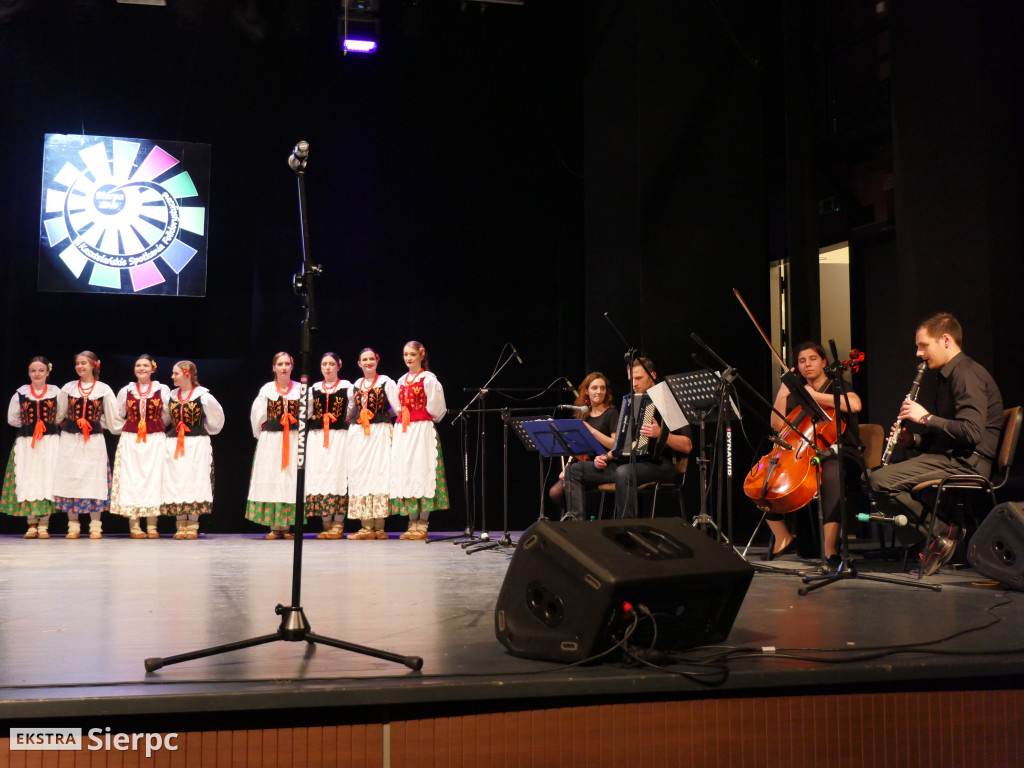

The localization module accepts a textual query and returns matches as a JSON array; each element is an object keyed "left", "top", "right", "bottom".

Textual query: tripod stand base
[
  {"left": 798, "top": 562, "right": 943, "bottom": 596},
  {"left": 145, "top": 604, "right": 424, "bottom": 673},
  {"left": 429, "top": 526, "right": 483, "bottom": 545},
  {"left": 691, "top": 514, "right": 730, "bottom": 544}
]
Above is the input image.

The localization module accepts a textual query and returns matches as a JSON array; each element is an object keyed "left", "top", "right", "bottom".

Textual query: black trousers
[{"left": 868, "top": 452, "right": 988, "bottom": 542}]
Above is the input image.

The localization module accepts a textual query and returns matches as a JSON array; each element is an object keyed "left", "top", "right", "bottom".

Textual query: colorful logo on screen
[{"left": 41, "top": 137, "right": 206, "bottom": 293}]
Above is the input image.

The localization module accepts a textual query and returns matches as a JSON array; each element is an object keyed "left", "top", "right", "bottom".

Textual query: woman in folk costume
[
  {"left": 346, "top": 348, "right": 399, "bottom": 540},
  {"left": 1, "top": 357, "right": 67, "bottom": 538},
  {"left": 110, "top": 355, "right": 170, "bottom": 538},
  {"left": 53, "top": 351, "right": 123, "bottom": 539},
  {"left": 246, "top": 352, "right": 302, "bottom": 539},
  {"left": 389, "top": 341, "right": 449, "bottom": 540},
  {"left": 307, "top": 352, "right": 352, "bottom": 539},
  {"left": 162, "top": 361, "right": 224, "bottom": 539}
]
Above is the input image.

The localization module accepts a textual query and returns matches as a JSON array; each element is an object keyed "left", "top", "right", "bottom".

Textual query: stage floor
[{"left": 2, "top": 531, "right": 1024, "bottom": 724}]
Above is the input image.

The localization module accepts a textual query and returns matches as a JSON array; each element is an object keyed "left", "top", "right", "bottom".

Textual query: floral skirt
[
  {"left": 246, "top": 501, "right": 295, "bottom": 528},
  {"left": 306, "top": 493, "right": 348, "bottom": 518},
  {"left": 1, "top": 448, "right": 55, "bottom": 519}
]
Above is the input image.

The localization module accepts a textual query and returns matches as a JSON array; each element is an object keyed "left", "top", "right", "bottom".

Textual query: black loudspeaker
[
  {"left": 968, "top": 502, "right": 1024, "bottom": 590},
  {"left": 494, "top": 518, "right": 754, "bottom": 663}
]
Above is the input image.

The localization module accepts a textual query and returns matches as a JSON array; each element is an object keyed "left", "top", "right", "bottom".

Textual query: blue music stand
[{"left": 521, "top": 418, "right": 606, "bottom": 459}]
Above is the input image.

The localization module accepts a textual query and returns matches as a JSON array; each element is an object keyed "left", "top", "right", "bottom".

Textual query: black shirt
[
  {"left": 583, "top": 407, "right": 618, "bottom": 439},
  {"left": 924, "top": 352, "right": 1003, "bottom": 462}
]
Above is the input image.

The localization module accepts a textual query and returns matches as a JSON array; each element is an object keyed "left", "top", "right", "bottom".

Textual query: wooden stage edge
[{"left": 2, "top": 691, "right": 1023, "bottom": 767}]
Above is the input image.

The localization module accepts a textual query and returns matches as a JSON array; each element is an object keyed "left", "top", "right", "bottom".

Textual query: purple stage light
[{"left": 342, "top": 38, "right": 378, "bottom": 53}]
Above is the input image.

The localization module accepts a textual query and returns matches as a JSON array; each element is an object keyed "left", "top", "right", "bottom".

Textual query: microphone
[
  {"left": 288, "top": 141, "right": 309, "bottom": 171},
  {"left": 857, "top": 511, "right": 909, "bottom": 527},
  {"left": 767, "top": 432, "right": 794, "bottom": 451},
  {"left": 555, "top": 404, "right": 590, "bottom": 415},
  {"left": 510, "top": 344, "right": 523, "bottom": 364}
]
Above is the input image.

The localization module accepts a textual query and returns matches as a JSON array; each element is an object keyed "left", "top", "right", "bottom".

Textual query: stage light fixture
[{"left": 339, "top": 0, "right": 380, "bottom": 54}]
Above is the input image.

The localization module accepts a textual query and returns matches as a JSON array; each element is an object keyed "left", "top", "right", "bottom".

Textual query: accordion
[{"left": 610, "top": 394, "right": 668, "bottom": 460}]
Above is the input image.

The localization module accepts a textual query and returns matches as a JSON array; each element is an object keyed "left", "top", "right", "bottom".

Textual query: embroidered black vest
[
  {"left": 263, "top": 397, "right": 300, "bottom": 432},
  {"left": 168, "top": 398, "right": 208, "bottom": 437},
  {"left": 62, "top": 396, "right": 103, "bottom": 434},
  {"left": 311, "top": 389, "right": 349, "bottom": 431},
  {"left": 17, "top": 394, "right": 59, "bottom": 439},
  {"left": 354, "top": 386, "right": 391, "bottom": 425}
]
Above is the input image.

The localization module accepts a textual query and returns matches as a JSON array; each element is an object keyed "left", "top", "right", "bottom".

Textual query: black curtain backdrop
[
  {"left": 0, "top": 0, "right": 584, "bottom": 534},
  {"left": 869, "top": 0, "right": 1024, "bottom": 461},
  {"left": 1, "top": 0, "right": 1021, "bottom": 537}
]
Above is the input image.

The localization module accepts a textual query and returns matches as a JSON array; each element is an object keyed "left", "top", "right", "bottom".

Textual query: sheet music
[{"left": 648, "top": 381, "right": 689, "bottom": 431}]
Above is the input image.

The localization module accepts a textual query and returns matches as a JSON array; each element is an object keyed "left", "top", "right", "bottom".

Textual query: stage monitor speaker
[
  {"left": 967, "top": 502, "right": 1024, "bottom": 590},
  {"left": 494, "top": 518, "right": 754, "bottom": 663}
]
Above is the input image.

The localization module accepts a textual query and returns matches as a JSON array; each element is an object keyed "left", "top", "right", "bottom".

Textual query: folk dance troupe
[{"left": 2, "top": 343, "right": 449, "bottom": 541}]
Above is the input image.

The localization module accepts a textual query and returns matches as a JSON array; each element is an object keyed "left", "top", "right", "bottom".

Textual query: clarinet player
[
  {"left": 564, "top": 357, "right": 692, "bottom": 520},
  {"left": 869, "top": 312, "right": 1003, "bottom": 576}
]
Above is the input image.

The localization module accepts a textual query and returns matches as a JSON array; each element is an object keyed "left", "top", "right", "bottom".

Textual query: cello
[{"left": 732, "top": 289, "right": 863, "bottom": 515}]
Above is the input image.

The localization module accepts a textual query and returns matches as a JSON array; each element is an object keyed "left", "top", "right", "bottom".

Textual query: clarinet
[{"left": 880, "top": 361, "right": 927, "bottom": 466}]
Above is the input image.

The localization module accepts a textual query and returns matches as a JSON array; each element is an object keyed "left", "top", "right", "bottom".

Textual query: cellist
[{"left": 763, "top": 342, "right": 864, "bottom": 567}]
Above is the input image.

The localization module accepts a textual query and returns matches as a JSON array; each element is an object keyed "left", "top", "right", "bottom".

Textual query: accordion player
[{"left": 563, "top": 357, "right": 692, "bottom": 520}]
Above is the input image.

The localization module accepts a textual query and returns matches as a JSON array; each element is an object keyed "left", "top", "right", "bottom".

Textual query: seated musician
[
  {"left": 548, "top": 372, "right": 619, "bottom": 509},
  {"left": 868, "top": 313, "right": 1003, "bottom": 575},
  {"left": 761, "top": 342, "right": 863, "bottom": 567},
  {"left": 564, "top": 358, "right": 692, "bottom": 520}
]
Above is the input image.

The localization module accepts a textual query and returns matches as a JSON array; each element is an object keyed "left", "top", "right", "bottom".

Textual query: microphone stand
[
  {"left": 603, "top": 313, "right": 652, "bottom": 520},
  {"left": 466, "top": 405, "right": 514, "bottom": 553},
  {"left": 799, "top": 340, "right": 941, "bottom": 595},
  {"left": 144, "top": 142, "right": 425, "bottom": 673},
  {"left": 430, "top": 348, "right": 518, "bottom": 546}
]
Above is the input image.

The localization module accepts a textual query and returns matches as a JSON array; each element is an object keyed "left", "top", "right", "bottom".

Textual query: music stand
[
  {"left": 520, "top": 418, "right": 606, "bottom": 520},
  {"left": 510, "top": 416, "right": 553, "bottom": 522},
  {"left": 664, "top": 370, "right": 724, "bottom": 537},
  {"left": 524, "top": 418, "right": 607, "bottom": 459}
]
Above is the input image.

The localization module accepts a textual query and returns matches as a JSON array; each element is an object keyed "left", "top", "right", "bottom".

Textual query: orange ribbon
[
  {"left": 136, "top": 419, "right": 147, "bottom": 444},
  {"left": 358, "top": 407, "right": 373, "bottom": 435},
  {"left": 322, "top": 412, "right": 336, "bottom": 447},
  {"left": 175, "top": 421, "right": 191, "bottom": 458},
  {"left": 401, "top": 405, "right": 411, "bottom": 432},
  {"left": 76, "top": 417, "right": 93, "bottom": 444},
  {"left": 31, "top": 420, "right": 45, "bottom": 448},
  {"left": 280, "top": 412, "right": 298, "bottom": 469}
]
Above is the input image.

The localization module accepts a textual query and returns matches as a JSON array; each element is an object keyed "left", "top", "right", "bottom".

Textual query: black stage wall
[
  {"left": 0, "top": 1, "right": 586, "bottom": 534},
  {"left": 1, "top": 0, "right": 1022, "bottom": 537},
  {"left": 872, "top": 0, "right": 1024, "bottom": 429}
]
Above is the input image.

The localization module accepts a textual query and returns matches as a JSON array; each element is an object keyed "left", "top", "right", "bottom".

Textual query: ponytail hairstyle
[
  {"left": 272, "top": 351, "right": 294, "bottom": 367},
  {"left": 76, "top": 350, "right": 101, "bottom": 380},
  {"left": 404, "top": 340, "right": 429, "bottom": 371},
  {"left": 175, "top": 360, "right": 199, "bottom": 387},
  {"left": 321, "top": 351, "right": 341, "bottom": 367}
]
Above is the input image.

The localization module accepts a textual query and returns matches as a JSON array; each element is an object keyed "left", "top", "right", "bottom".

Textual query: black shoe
[
  {"left": 920, "top": 533, "right": 962, "bottom": 577},
  {"left": 762, "top": 537, "right": 798, "bottom": 561},
  {"left": 826, "top": 554, "right": 844, "bottom": 572}
]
